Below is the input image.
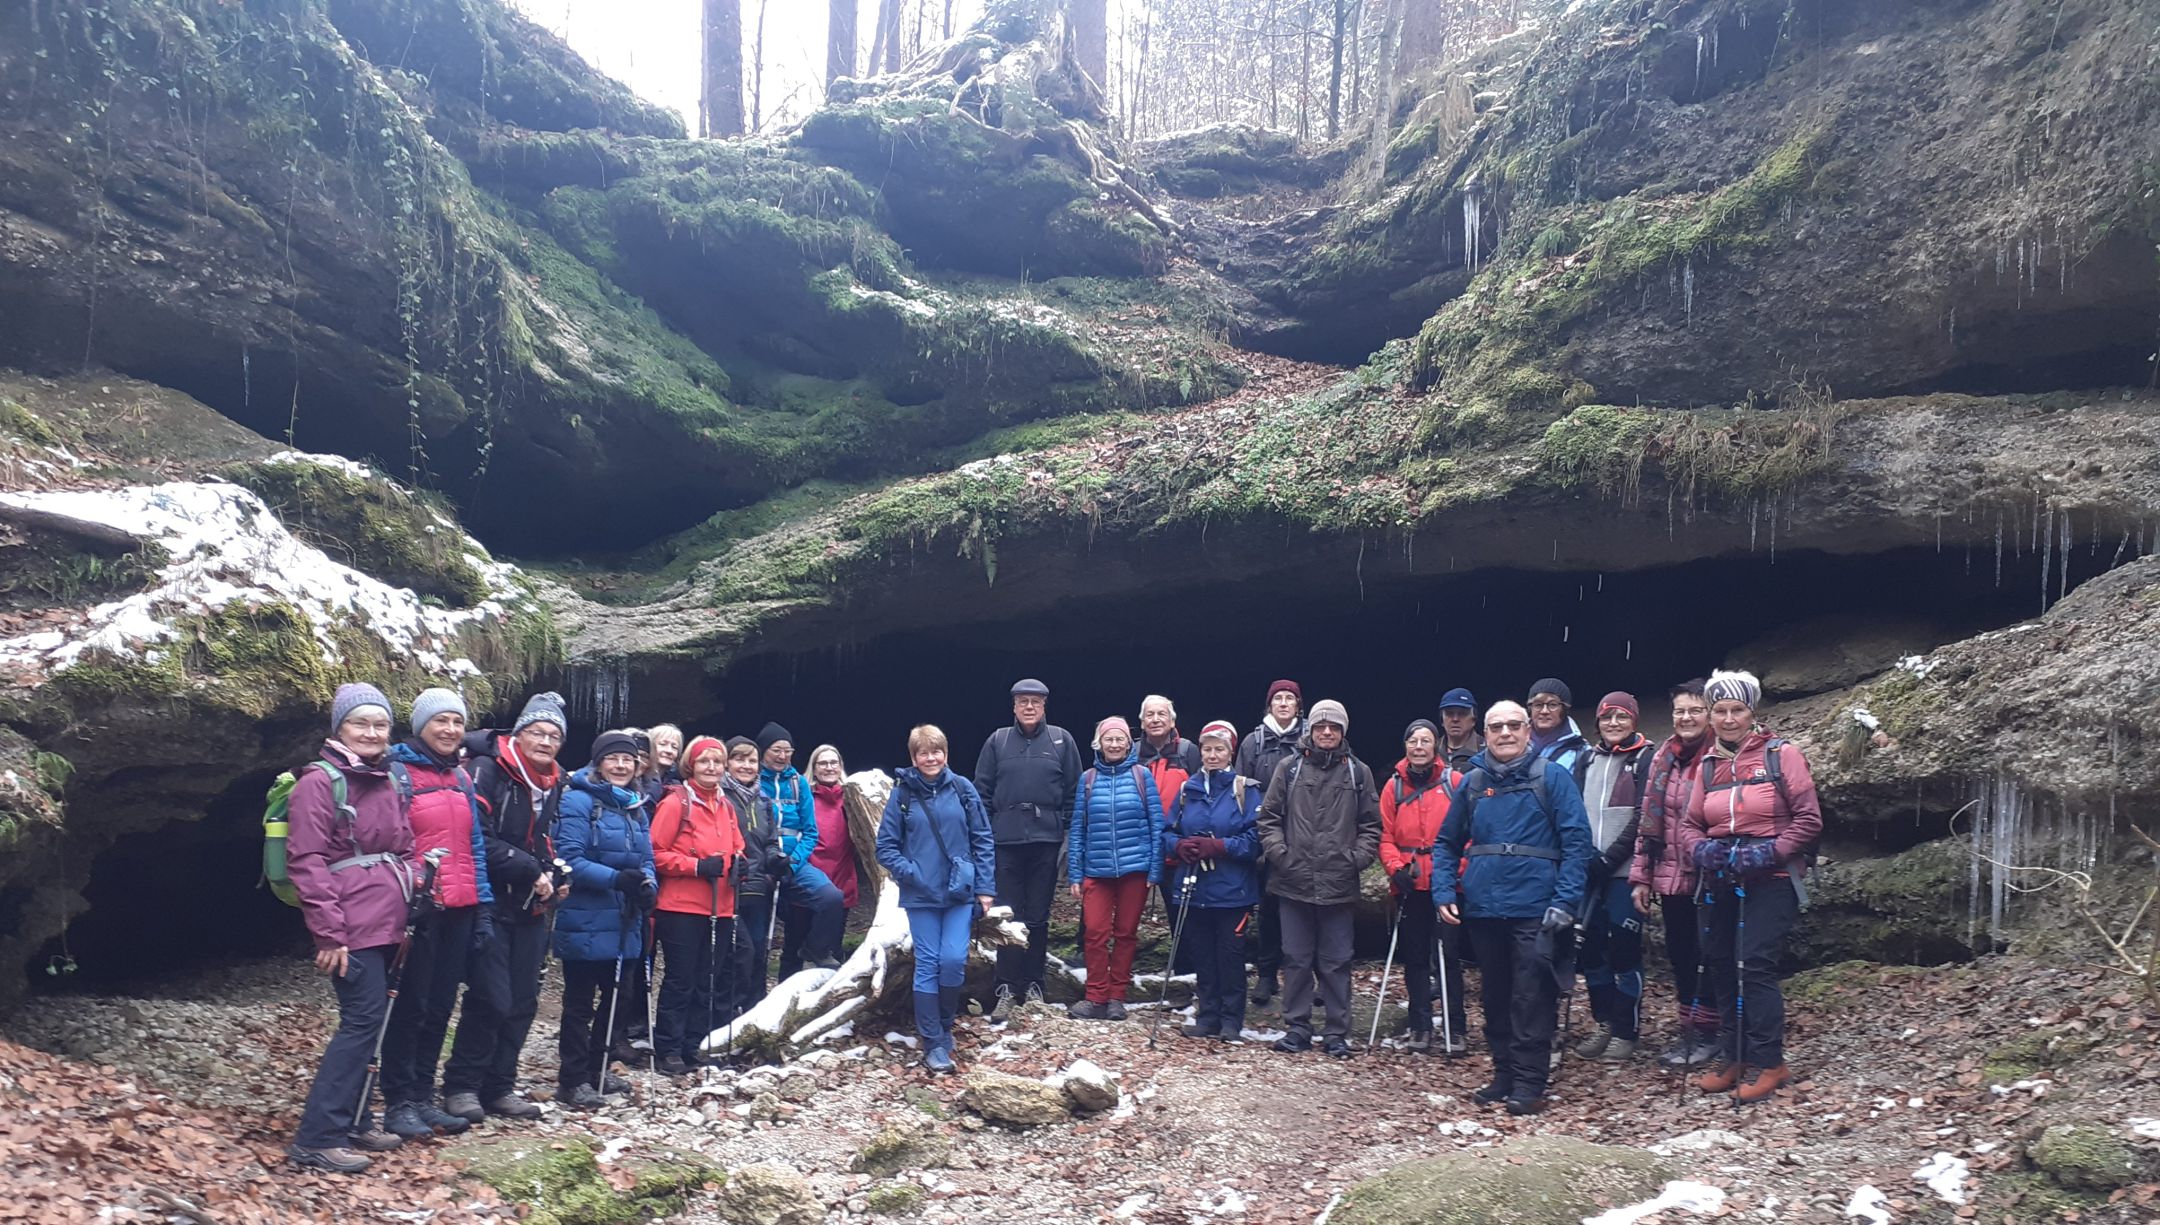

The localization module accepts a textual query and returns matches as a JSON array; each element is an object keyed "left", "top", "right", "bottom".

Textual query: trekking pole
[
  {"left": 1146, "top": 873, "right": 1198, "bottom": 1050},
  {"left": 1436, "top": 919, "right": 1455, "bottom": 1056},
  {"left": 706, "top": 876, "right": 720, "bottom": 1068},
  {"left": 1731, "top": 873, "right": 1748, "bottom": 1104},
  {"left": 354, "top": 849, "right": 446, "bottom": 1132},
  {"left": 601, "top": 899, "right": 631, "bottom": 1092},
  {"left": 1368, "top": 897, "right": 1401, "bottom": 1051}
]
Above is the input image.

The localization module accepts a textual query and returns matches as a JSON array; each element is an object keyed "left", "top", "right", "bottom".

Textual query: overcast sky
[{"left": 508, "top": 0, "right": 992, "bottom": 133}]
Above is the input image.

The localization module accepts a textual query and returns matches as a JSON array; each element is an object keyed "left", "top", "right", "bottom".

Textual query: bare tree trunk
[
  {"left": 827, "top": 0, "right": 857, "bottom": 87},
  {"left": 1325, "top": 0, "right": 1347, "bottom": 138},
  {"left": 1347, "top": 0, "right": 1365, "bottom": 118},
  {"left": 879, "top": 0, "right": 902, "bottom": 71},
  {"left": 1299, "top": 0, "right": 1315, "bottom": 139},
  {"left": 1073, "top": 0, "right": 1109, "bottom": 88},
  {"left": 942, "top": 0, "right": 953, "bottom": 39},
  {"left": 750, "top": 0, "right": 769, "bottom": 131},
  {"left": 1398, "top": 0, "right": 1443, "bottom": 73},
  {"left": 1366, "top": 0, "right": 1403, "bottom": 182},
  {"left": 702, "top": 0, "right": 745, "bottom": 138},
  {"left": 1266, "top": 0, "right": 1280, "bottom": 127},
  {"left": 1127, "top": 4, "right": 1153, "bottom": 136}
]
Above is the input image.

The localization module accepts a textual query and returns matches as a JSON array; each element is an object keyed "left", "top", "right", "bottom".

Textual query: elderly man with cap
[
  {"left": 1236, "top": 680, "right": 1305, "bottom": 1004},
  {"left": 1438, "top": 688, "right": 1483, "bottom": 773},
  {"left": 1567, "top": 691, "right": 1655, "bottom": 1063},
  {"left": 443, "top": 691, "right": 570, "bottom": 1125},
  {"left": 975, "top": 679, "right": 1084, "bottom": 1022},
  {"left": 1433, "top": 699, "right": 1595, "bottom": 1115},
  {"left": 756, "top": 722, "right": 847, "bottom": 978},
  {"left": 1256, "top": 699, "right": 1380, "bottom": 1058},
  {"left": 1527, "top": 679, "right": 1590, "bottom": 773}
]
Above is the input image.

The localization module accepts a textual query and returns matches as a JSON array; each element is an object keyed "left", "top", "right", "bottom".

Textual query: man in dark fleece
[{"left": 974, "top": 678, "right": 1084, "bottom": 1022}]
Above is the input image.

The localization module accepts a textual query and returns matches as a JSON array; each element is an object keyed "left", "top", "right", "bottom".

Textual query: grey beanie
[
  {"left": 330, "top": 682, "right": 392, "bottom": 732},
  {"left": 1308, "top": 699, "right": 1348, "bottom": 733},
  {"left": 513, "top": 691, "right": 568, "bottom": 735},
  {"left": 409, "top": 687, "right": 468, "bottom": 734},
  {"left": 1528, "top": 677, "right": 1573, "bottom": 707}
]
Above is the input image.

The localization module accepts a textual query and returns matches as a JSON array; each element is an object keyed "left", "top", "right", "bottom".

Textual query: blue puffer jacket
[
  {"left": 761, "top": 765, "right": 817, "bottom": 870},
  {"left": 1431, "top": 750, "right": 1595, "bottom": 921},
  {"left": 552, "top": 769, "right": 655, "bottom": 962},
  {"left": 1067, "top": 757, "right": 1164, "bottom": 885},
  {"left": 1160, "top": 769, "right": 1261, "bottom": 908},
  {"left": 876, "top": 768, "right": 998, "bottom": 910}
]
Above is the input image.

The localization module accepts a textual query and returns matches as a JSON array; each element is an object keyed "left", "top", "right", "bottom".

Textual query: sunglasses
[{"left": 1486, "top": 719, "right": 1527, "bottom": 732}]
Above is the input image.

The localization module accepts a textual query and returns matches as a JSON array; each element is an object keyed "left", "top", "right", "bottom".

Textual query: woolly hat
[
  {"left": 589, "top": 730, "right": 643, "bottom": 765},
  {"left": 756, "top": 722, "right": 794, "bottom": 755},
  {"left": 1011, "top": 678, "right": 1049, "bottom": 698},
  {"left": 409, "top": 687, "right": 467, "bottom": 734},
  {"left": 1266, "top": 679, "right": 1303, "bottom": 706},
  {"left": 1597, "top": 691, "right": 1641, "bottom": 720},
  {"left": 1527, "top": 678, "right": 1573, "bottom": 707},
  {"left": 1093, "top": 715, "right": 1131, "bottom": 750},
  {"left": 331, "top": 682, "right": 392, "bottom": 732},
  {"left": 682, "top": 735, "right": 728, "bottom": 770},
  {"left": 1403, "top": 718, "right": 1439, "bottom": 744},
  {"left": 1705, "top": 669, "right": 1763, "bottom": 710},
  {"left": 1198, "top": 720, "right": 1239, "bottom": 746},
  {"left": 724, "top": 735, "right": 758, "bottom": 756},
  {"left": 1438, "top": 687, "right": 1477, "bottom": 713},
  {"left": 513, "top": 691, "right": 567, "bottom": 735},
  {"left": 1308, "top": 699, "right": 1348, "bottom": 732}
]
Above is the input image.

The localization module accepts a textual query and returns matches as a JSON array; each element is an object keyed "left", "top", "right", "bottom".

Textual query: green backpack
[{"left": 261, "top": 761, "right": 355, "bottom": 907}]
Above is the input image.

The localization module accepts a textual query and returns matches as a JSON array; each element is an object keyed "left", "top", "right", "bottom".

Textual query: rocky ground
[{"left": 5, "top": 932, "right": 2160, "bottom": 1224}]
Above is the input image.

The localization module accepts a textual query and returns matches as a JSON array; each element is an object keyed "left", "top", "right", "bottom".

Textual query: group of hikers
[{"left": 275, "top": 669, "right": 1821, "bottom": 1173}]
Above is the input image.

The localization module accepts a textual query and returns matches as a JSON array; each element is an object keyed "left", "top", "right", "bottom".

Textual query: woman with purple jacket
[{"left": 286, "top": 683, "right": 419, "bottom": 1174}]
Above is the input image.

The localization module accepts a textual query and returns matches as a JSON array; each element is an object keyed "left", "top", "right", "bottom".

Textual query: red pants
[{"left": 1081, "top": 873, "right": 1150, "bottom": 1003}]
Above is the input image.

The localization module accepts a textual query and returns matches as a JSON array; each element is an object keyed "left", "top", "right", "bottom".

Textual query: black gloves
[
  {"left": 613, "top": 867, "right": 645, "bottom": 892},
  {"left": 635, "top": 876, "right": 658, "bottom": 910},
  {"left": 471, "top": 906, "right": 496, "bottom": 952},
  {"left": 696, "top": 854, "right": 729, "bottom": 880},
  {"left": 1541, "top": 906, "right": 1574, "bottom": 932},
  {"left": 765, "top": 850, "right": 790, "bottom": 879},
  {"left": 1390, "top": 863, "right": 1418, "bottom": 893}
]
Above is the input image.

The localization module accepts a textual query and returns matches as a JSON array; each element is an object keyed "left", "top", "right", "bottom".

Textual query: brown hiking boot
[
  {"left": 1694, "top": 1060, "right": 1744, "bottom": 1093},
  {"left": 1735, "top": 1063, "right": 1790, "bottom": 1103}
]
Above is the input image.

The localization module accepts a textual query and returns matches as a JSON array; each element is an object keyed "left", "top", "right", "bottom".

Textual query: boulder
[
  {"left": 2029, "top": 1124, "right": 2142, "bottom": 1192},
  {"left": 959, "top": 1069, "right": 1072, "bottom": 1127},
  {"left": 849, "top": 1120, "right": 952, "bottom": 1176},
  {"left": 714, "top": 1162, "right": 823, "bottom": 1225},
  {"left": 448, "top": 1134, "right": 717, "bottom": 1225},
  {"left": 1789, "top": 839, "right": 1976, "bottom": 967},
  {"left": 1332, "top": 1136, "right": 1670, "bottom": 1225},
  {"left": 1051, "top": 1059, "right": 1121, "bottom": 1113},
  {"left": 864, "top": 1181, "right": 927, "bottom": 1216}
]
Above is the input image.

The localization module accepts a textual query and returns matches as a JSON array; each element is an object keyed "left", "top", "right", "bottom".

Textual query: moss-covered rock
[
  {"left": 2029, "top": 1124, "right": 2143, "bottom": 1192},
  {"left": 712, "top": 1162, "right": 820, "bottom": 1225},
  {"left": 849, "top": 1120, "right": 951, "bottom": 1177},
  {"left": 1983, "top": 1026, "right": 2105, "bottom": 1086},
  {"left": 227, "top": 456, "right": 491, "bottom": 605},
  {"left": 1791, "top": 840, "right": 1975, "bottom": 967},
  {"left": 862, "top": 1182, "right": 926, "bottom": 1216},
  {"left": 1332, "top": 1136, "right": 1670, "bottom": 1225},
  {"left": 448, "top": 1134, "right": 719, "bottom": 1224}
]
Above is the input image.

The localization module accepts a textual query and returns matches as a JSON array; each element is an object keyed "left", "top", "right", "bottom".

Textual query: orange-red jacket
[
  {"left": 650, "top": 781, "right": 745, "bottom": 917},
  {"left": 1378, "top": 758, "right": 1460, "bottom": 893}
]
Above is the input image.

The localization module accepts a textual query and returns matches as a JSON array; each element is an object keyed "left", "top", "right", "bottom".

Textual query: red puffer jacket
[
  {"left": 1630, "top": 735, "right": 1709, "bottom": 897},
  {"left": 650, "top": 782, "right": 745, "bottom": 918},
  {"left": 1677, "top": 732, "right": 1823, "bottom": 874},
  {"left": 395, "top": 750, "right": 490, "bottom": 910},
  {"left": 1378, "top": 759, "right": 1458, "bottom": 893}
]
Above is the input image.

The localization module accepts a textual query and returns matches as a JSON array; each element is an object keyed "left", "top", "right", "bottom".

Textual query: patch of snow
[
  {"left": 1434, "top": 1119, "right": 1498, "bottom": 1137},
  {"left": 1989, "top": 1077, "right": 2051, "bottom": 1097},
  {"left": 1913, "top": 1152, "right": 1969, "bottom": 1204},
  {"left": 2131, "top": 1118, "right": 2160, "bottom": 1140},
  {"left": 1649, "top": 1129, "right": 1750, "bottom": 1156},
  {"left": 1849, "top": 707, "right": 1881, "bottom": 731},
  {"left": 1113, "top": 1193, "right": 1151, "bottom": 1219},
  {"left": 596, "top": 1137, "right": 633, "bottom": 1164},
  {"left": 1843, "top": 1186, "right": 1891, "bottom": 1225},
  {"left": 264, "top": 449, "right": 377, "bottom": 482},
  {"left": 1896, "top": 653, "right": 1938, "bottom": 678},
  {"left": 1582, "top": 1180, "right": 1726, "bottom": 1224},
  {"left": 884, "top": 1032, "right": 920, "bottom": 1050}
]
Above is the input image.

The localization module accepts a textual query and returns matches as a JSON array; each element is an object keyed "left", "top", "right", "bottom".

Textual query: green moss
[
  {"left": 864, "top": 1183, "right": 926, "bottom": 1216},
  {"left": 851, "top": 1122, "right": 951, "bottom": 1177},
  {"left": 1984, "top": 1026, "right": 2103, "bottom": 1084},
  {"left": 449, "top": 1135, "right": 718, "bottom": 1225},
  {"left": 1976, "top": 1171, "right": 2104, "bottom": 1221},
  {"left": 1586, "top": 125, "right": 1833, "bottom": 285},
  {"left": 1538, "top": 405, "right": 1658, "bottom": 497},
  {"left": 32, "top": 751, "right": 74, "bottom": 796},
  {"left": 2029, "top": 1124, "right": 2142, "bottom": 1191},
  {"left": 0, "top": 396, "right": 61, "bottom": 447},
  {"left": 902, "top": 1086, "right": 948, "bottom": 1119},
  {"left": 1334, "top": 1137, "right": 1669, "bottom": 1225},
  {"left": 228, "top": 459, "right": 490, "bottom": 605}
]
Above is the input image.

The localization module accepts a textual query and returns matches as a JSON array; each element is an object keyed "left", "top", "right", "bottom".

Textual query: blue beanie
[
  {"left": 331, "top": 682, "right": 392, "bottom": 732},
  {"left": 409, "top": 687, "right": 467, "bottom": 734}
]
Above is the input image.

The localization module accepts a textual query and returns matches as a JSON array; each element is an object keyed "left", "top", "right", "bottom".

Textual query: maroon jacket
[
  {"left": 1631, "top": 734, "right": 1709, "bottom": 897},
  {"left": 1677, "top": 732, "right": 1823, "bottom": 875},
  {"left": 287, "top": 740, "right": 416, "bottom": 953},
  {"left": 808, "top": 781, "right": 860, "bottom": 908}
]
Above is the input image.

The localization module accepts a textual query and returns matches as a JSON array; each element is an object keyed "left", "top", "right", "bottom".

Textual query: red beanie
[
  {"left": 1597, "top": 692, "right": 1640, "bottom": 719},
  {"left": 1266, "top": 679, "right": 1303, "bottom": 706}
]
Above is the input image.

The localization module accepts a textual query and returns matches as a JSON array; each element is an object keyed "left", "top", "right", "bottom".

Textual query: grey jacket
[{"left": 1256, "top": 739, "right": 1381, "bottom": 906}]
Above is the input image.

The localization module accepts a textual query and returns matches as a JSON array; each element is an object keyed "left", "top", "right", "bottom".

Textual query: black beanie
[
  {"left": 1527, "top": 678, "right": 1573, "bottom": 707},
  {"left": 589, "top": 731, "right": 642, "bottom": 765},
  {"left": 756, "top": 722, "right": 794, "bottom": 755},
  {"left": 1403, "top": 718, "right": 1440, "bottom": 744},
  {"left": 724, "top": 735, "right": 758, "bottom": 756}
]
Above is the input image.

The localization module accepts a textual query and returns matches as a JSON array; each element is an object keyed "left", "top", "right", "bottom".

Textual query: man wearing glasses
[
  {"left": 441, "top": 691, "right": 571, "bottom": 1124},
  {"left": 1432, "top": 700, "right": 1594, "bottom": 1116}
]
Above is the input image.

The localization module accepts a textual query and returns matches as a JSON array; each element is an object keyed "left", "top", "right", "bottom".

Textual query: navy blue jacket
[
  {"left": 1431, "top": 749, "right": 1594, "bottom": 921},
  {"left": 1067, "top": 757, "right": 1165, "bottom": 885},
  {"left": 876, "top": 767, "right": 997, "bottom": 911},
  {"left": 551, "top": 769, "right": 655, "bottom": 962},
  {"left": 973, "top": 721, "right": 1084, "bottom": 845},
  {"left": 1160, "top": 769, "right": 1262, "bottom": 909}
]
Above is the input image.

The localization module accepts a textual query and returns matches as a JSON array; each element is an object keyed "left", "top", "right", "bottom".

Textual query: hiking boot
[
  {"left": 1323, "top": 1037, "right": 1353, "bottom": 1059},
  {"left": 1471, "top": 1081, "right": 1514, "bottom": 1106},
  {"left": 288, "top": 1145, "right": 370, "bottom": 1174},
  {"left": 383, "top": 1101, "right": 434, "bottom": 1140},
  {"left": 442, "top": 1092, "right": 486, "bottom": 1124},
  {"left": 1105, "top": 1001, "right": 1128, "bottom": 1021},
  {"left": 1405, "top": 1028, "right": 1432, "bottom": 1054},
  {"left": 1735, "top": 1063, "right": 1790, "bottom": 1103},
  {"left": 561, "top": 1083, "right": 608, "bottom": 1110},
  {"left": 989, "top": 984, "right": 1017, "bottom": 1024},
  {"left": 1217, "top": 1030, "right": 1245, "bottom": 1045},
  {"left": 1182, "top": 1021, "right": 1220, "bottom": 1039},
  {"left": 924, "top": 1046, "right": 955, "bottom": 1074},
  {"left": 347, "top": 1128, "right": 404, "bottom": 1153},
  {"left": 600, "top": 1072, "right": 631, "bottom": 1095},
  {"left": 1504, "top": 1092, "right": 1547, "bottom": 1116},
  {"left": 811, "top": 956, "right": 841, "bottom": 972},
  {"left": 416, "top": 1103, "right": 472, "bottom": 1135},
  {"left": 658, "top": 1054, "right": 693, "bottom": 1078},
  {"left": 1573, "top": 1023, "right": 1613, "bottom": 1060},
  {"left": 1067, "top": 1000, "right": 1107, "bottom": 1020},
  {"left": 1252, "top": 972, "right": 1277, "bottom": 1004},
  {"left": 1439, "top": 1033, "right": 1470, "bottom": 1057},
  {"left": 484, "top": 1093, "right": 543, "bottom": 1120},
  {"left": 1695, "top": 1060, "right": 1745, "bottom": 1094},
  {"left": 1271, "top": 1032, "right": 1311, "bottom": 1053},
  {"left": 1600, "top": 1037, "right": 1639, "bottom": 1063},
  {"left": 1023, "top": 983, "right": 1046, "bottom": 1008}
]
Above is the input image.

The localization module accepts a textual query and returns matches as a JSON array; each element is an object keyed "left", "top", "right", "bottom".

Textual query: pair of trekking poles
[{"left": 1368, "top": 889, "right": 1466, "bottom": 1053}]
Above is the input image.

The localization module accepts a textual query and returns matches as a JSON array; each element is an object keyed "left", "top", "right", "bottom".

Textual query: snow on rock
[
  {"left": 2131, "top": 1118, "right": 2160, "bottom": 1140},
  {"left": 1048, "top": 1058, "right": 1121, "bottom": 1113},
  {"left": 1843, "top": 1185, "right": 1892, "bottom": 1225},
  {"left": 0, "top": 479, "right": 524, "bottom": 677},
  {"left": 1912, "top": 1152, "right": 1969, "bottom": 1204},
  {"left": 1649, "top": 1129, "right": 1752, "bottom": 1156},
  {"left": 1582, "top": 1180, "right": 1726, "bottom": 1225}
]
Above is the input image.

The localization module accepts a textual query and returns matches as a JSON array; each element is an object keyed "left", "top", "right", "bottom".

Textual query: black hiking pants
[
  {"left": 1700, "top": 874, "right": 1799, "bottom": 1067},
  {"left": 1186, "top": 906, "right": 1249, "bottom": 1035},
  {"left": 294, "top": 943, "right": 392, "bottom": 1148},
  {"left": 993, "top": 840, "right": 1060, "bottom": 996},
  {"left": 654, "top": 910, "right": 739, "bottom": 1062},
  {"left": 443, "top": 907, "right": 548, "bottom": 1102},
  {"left": 380, "top": 905, "right": 473, "bottom": 1106},
  {"left": 1399, "top": 890, "right": 1469, "bottom": 1038},
  {"left": 1466, "top": 917, "right": 1559, "bottom": 1097},
  {"left": 556, "top": 958, "right": 624, "bottom": 1094}
]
